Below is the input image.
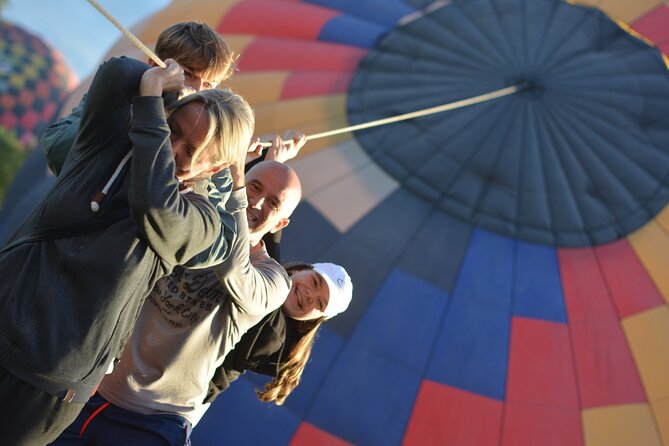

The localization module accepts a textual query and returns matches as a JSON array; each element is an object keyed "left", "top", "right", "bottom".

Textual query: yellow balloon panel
[
  {"left": 227, "top": 71, "right": 291, "bottom": 105},
  {"left": 289, "top": 139, "right": 373, "bottom": 199},
  {"left": 253, "top": 94, "right": 351, "bottom": 156},
  {"left": 570, "top": 0, "right": 664, "bottom": 22},
  {"left": 654, "top": 399, "right": 669, "bottom": 446},
  {"left": 628, "top": 220, "right": 669, "bottom": 305},
  {"left": 623, "top": 306, "right": 669, "bottom": 403},
  {"left": 307, "top": 162, "right": 399, "bottom": 233},
  {"left": 218, "top": 35, "right": 255, "bottom": 61},
  {"left": 582, "top": 404, "right": 663, "bottom": 446},
  {"left": 595, "top": 0, "right": 664, "bottom": 22},
  {"left": 105, "top": 0, "right": 241, "bottom": 58}
]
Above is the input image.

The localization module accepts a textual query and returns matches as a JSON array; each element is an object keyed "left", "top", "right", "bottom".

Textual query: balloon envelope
[
  {"left": 0, "top": 21, "right": 76, "bottom": 244},
  {"left": 3, "top": 0, "right": 669, "bottom": 445},
  {"left": 172, "top": 1, "right": 668, "bottom": 444},
  {"left": 0, "top": 21, "right": 76, "bottom": 147}
]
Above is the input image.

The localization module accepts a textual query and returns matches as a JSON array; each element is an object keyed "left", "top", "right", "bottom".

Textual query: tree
[{"left": 0, "top": 127, "right": 27, "bottom": 208}]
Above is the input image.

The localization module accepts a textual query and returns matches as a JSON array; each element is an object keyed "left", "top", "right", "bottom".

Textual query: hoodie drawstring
[{"left": 90, "top": 151, "right": 132, "bottom": 212}]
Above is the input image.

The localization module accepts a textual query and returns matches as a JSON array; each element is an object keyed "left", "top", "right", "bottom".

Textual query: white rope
[
  {"left": 85, "top": 0, "right": 166, "bottom": 68},
  {"left": 84, "top": 0, "right": 522, "bottom": 151},
  {"left": 259, "top": 84, "right": 522, "bottom": 147}
]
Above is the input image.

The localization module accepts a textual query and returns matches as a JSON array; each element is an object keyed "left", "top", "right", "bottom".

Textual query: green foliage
[{"left": 0, "top": 126, "right": 27, "bottom": 208}]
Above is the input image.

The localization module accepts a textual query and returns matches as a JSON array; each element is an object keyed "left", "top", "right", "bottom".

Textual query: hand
[
  {"left": 246, "top": 136, "right": 264, "bottom": 164},
  {"left": 265, "top": 130, "right": 306, "bottom": 163},
  {"left": 247, "top": 130, "right": 307, "bottom": 163},
  {"left": 139, "top": 59, "right": 185, "bottom": 97}
]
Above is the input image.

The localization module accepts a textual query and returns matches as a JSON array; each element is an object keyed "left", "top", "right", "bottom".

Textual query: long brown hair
[{"left": 256, "top": 263, "right": 326, "bottom": 405}]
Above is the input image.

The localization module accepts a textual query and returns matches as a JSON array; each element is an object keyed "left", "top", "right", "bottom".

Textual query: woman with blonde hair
[{"left": 0, "top": 54, "right": 253, "bottom": 445}]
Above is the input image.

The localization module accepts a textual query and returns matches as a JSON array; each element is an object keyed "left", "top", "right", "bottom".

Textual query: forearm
[
  {"left": 230, "top": 154, "right": 246, "bottom": 190},
  {"left": 184, "top": 182, "right": 245, "bottom": 269},
  {"left": 76, "top": 57, "right": 148, "bottom": 149},
  {"left": 127, "top": 96, "right": 221, "bottom": 266},
  {"left": 181, "top": 157, "right": 248, "bottom": 268},
  {"left": 214, "top": 208, "right": 290, "bottom": 315}
]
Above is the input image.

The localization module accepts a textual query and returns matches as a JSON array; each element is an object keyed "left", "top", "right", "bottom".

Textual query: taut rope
[{"left": 85, "top": 0, "right": 522, "bottom": 148}]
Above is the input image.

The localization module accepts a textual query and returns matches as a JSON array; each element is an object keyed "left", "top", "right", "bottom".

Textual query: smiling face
[
  {"left": 283, "top": 269, "right": 331, "bottom": 321},
  {"left": 245, "top": 161, "right": 301, "bottom": 245},
  {"left": 168, "top": 100, "right": 222, "bottom": 181}
]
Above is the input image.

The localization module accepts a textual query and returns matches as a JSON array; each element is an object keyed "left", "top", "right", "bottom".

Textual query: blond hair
[
  {"left": 169, "top": 89, "right": 255, "bottom": 171},
  {"left": 257, "top": 316, "right": 325, "bottom": 405},
  {"left": 155, "top": 21, "right": 236, "bottom": 83}
]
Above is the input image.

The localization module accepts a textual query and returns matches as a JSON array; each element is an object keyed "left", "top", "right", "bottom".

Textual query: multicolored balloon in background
[{"left": 0, "top": 21, "right": 76, "bottom": 147}]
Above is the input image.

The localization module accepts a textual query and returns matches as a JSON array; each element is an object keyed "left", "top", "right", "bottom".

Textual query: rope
[
  {"left": 259, "top": 84, "right": 522, "bottom": 147},
  {"left": 85, "top": 0, "right": 166, "bottom": 68},
  {"left": 84, "top": 0, "right": 522, "bottom": 149}
]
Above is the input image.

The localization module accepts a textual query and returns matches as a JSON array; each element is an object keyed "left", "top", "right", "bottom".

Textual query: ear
[{"left": 270, "top": 218, "right": 290, "bottom": 234}]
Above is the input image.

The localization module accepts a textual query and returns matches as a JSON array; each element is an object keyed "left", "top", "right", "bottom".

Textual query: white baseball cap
[{"left": 312, "top": 263, "right": 353, "bottom": 319}]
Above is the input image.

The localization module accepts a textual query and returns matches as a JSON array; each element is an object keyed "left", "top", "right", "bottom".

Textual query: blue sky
[{"left": 4, "top": 0, "right": 170, "bottom": 81}]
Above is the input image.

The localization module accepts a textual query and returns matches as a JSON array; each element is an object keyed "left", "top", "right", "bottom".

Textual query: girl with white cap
[{"left": 207, "top": 262, "right": 353, "bottom": 405}]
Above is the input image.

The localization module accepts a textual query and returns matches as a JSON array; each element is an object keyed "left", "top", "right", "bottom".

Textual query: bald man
[{"left": 53, "top": 160, "right": 303, "bottom": 446}]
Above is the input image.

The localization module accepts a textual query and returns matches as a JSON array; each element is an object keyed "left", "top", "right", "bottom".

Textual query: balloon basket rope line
[
  {"left": 258, "top": 83, "right": 523, "bottom": 148},
  {"left": 85, "top": 0, "right": 166, "bottom": 68}
]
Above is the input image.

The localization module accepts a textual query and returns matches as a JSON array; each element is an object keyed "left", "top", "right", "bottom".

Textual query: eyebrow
[{"left": 316, "top": 273, "right": 325, "bottom": 292}]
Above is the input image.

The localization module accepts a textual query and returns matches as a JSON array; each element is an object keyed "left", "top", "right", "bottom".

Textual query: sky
[{"left": 3, "top": 0, "right": 170, "bottom": 81}]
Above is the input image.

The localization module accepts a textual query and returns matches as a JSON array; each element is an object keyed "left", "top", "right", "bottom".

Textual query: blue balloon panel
[
  {"left": 427, "top": 299, "right": 511, "bottom": 401},
  {"left": 193, "top": 378, "right": 300, "bottom": 446},
  {"left": 290, "top": 268, "right": 448, "bottom": 444},
  {"left": 304, "top": 0, "right": 414, "bottom": 27},
  {"left": 319, "top": 15, "right": 388, "bottom": 49},
  {"left": 396, "top": 209, "right": 473, "bottom": 294},
  {"left": 512, "top": 241, "right": 567, "bottom": 323}
]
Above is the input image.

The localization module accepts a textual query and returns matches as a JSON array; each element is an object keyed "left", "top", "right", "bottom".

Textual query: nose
[
  {"left": 250, "top": 196, "right": 265, "bottom": 210},
  {"left": 305, "top": 288, "right": 317, "bottom": 307},
  {"left": 172, "top": 146, "right": 190, "bottom": 174}
]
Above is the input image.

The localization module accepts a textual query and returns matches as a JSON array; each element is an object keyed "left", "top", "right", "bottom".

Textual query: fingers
[
  {"left": 247, "top": 136, "right": 262, "bottom": 153},
  {"left": 245, "top": 137, "right": 264, "bottom": 165},
  {"left": 248, "top": 130, "right": 306, "bottom": 163},
  {"left": 282, "top": 129, "right": 306, "bottom": 145},
  {"left": 177, "top": 86, "right": 196, "bottom": 100},
  {"left": 160, "top": 59, "right": 185, "bottom": 93},
  {"left": 139, "top": 59, "right": 187, "bottom": 97}
]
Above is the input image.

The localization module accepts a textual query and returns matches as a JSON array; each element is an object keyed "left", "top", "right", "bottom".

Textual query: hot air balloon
[
  {"left": 0, "top": 21, "right": 76, "bottom": 147},
  {"left": 0, "top": 20, "right": 77, "bottom": 242},
  {"left": 4, "top": 0, "right": 669, "bottom": 445}
]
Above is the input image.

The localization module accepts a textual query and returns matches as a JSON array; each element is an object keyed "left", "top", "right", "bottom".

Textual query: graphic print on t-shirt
[{"left": 148, "top": 266, "right": 229, "bottom": 329}]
